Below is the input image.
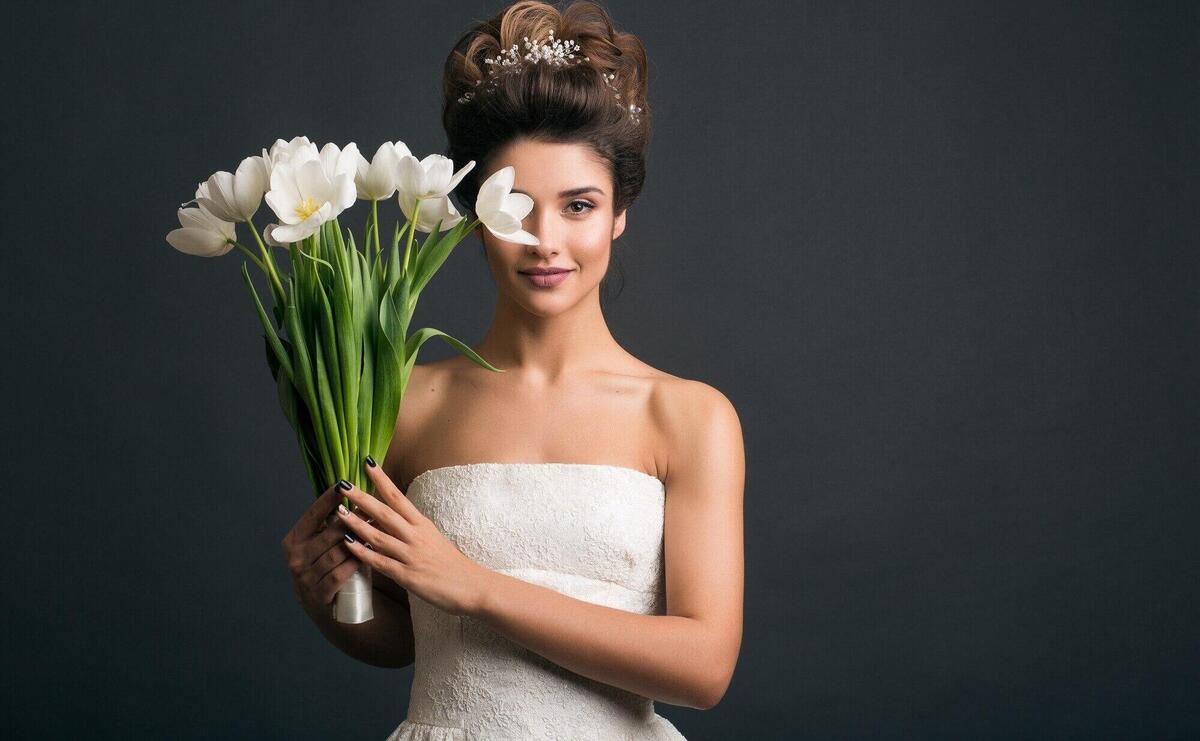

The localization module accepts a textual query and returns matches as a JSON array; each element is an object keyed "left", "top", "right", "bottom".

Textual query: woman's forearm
[
  {"left": 469, "top": 569, "right": 720, "bottom": 709},
  {"left": 302, "top": 586, "right": 415, "bottom": 668}
]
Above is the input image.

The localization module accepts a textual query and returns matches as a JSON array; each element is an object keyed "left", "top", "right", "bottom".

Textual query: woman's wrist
[{"left": 303, "top": 585, "right": 415, "bottom": 668}]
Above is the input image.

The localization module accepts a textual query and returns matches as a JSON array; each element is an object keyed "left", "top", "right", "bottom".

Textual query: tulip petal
[
  {"left": 266, "top": 165, "right": 303, "bottom": 224},
  {"left": 271, "top": 213, "right": 323, "bottom": 243},
  {"left": 475, "top": 166, "right": 515, "bottom": 216},
  {"left": 397, "top": 155, "right": 424, "bottom": 199},
  {"left": 208, "top": 171, "right": 242, "bottom": 222},
  {"left": 424, "top": 155, "right": 453, "bottom": 195},
  {"left": 294, "top": 159, "right": 331, "bottom": 204},
  {"left": 360, "top": 143, "right": 398, "bottom": 200},
  {"left": 445, "top": 160, "right": 475, "bottom": 194},
  {"left": 481, "top": 208, "right": 521, "bottom": 235},
  {"left": 263, "top": 223, "right": 285, "bottom": 247},
  {"left": 232, "top": 155, "right": 267, "bottom": 220},
  {"left": 177, "top": 206, "right": 235, "bottom": 240},
  {"left": 167, "top": 226, "right": 234, "bottom": 256},
  {"left": 486, "top": 224, "right": 540, "bottom": 246},
  {"left": 336, "top": 142, "right": 360, "bottom": 179},
  {"left": 503, "top": 192, "right": 534, "bottom": 220},
  {"left": 414, "top": 196, "right": 462, "bottom": 233},
  {"left": 332, "top": 172, "right": 356, "bottom": 213}
]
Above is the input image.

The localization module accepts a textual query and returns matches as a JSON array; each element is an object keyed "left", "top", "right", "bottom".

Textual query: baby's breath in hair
[{"left": 457, "top": 29, "right": 641, "bottom": 124}]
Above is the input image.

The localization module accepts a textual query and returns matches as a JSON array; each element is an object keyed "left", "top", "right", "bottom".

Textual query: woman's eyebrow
[{"left": 511, "top": 186, "right": 606, "bottom": 197}]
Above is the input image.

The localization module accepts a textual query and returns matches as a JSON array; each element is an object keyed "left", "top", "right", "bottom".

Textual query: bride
[{"left": 282, "top": 2, "right": 744, "bottom": 737}]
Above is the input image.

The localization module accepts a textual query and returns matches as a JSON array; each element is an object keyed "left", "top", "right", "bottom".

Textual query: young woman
[{"left": 282, "top": 2, "right": 743, "bottom": 737}]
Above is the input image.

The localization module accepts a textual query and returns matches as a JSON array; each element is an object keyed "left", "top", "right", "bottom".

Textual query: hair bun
[{"left": 444, "top": 1, "right": 648, "bottom": 128}]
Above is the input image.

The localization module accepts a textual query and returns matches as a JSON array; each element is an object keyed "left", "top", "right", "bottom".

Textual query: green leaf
[
  {"left": 404, "top": 327, "right": 506, "bottom": 373},
  {"left": 386, "top": 219, "right": 403, "bottom": 289},
  {"left": 284, "top": 282, "right": 334, "bottom": 487},
  {"left": 295, "top": 245, "right": 334, "bottom": 275},
  {"left": 411, "top": 219, "right": 471, "bottom": 298},
  {"left": 369, "top": 299, "right": 405, "bottom": 464},
  {"left": 313, "top": 315, "right": 346, "bottom": 481},
  {"left": 378, "top": 280, "right": 405, "bottom": 353},
  {"left": 357, "top": 331, "right": 375, "bottom": 467},
  {"left": 330, "top": 240, "right": 359, "bottom": 471},
  {"left": 411, "top": 218, "right": 445, "bottom": 275},
  {"left": 393, "top": 277, "right": 412, "bottom": 340},
  {"left": 313, "top": 268, "right": 347, "bottom": 467},
  {"left": 242, "top": 262, "right": 293, "bottom": 383},
  {"left": 268, "top": 335, "right": 321, "bottom": 495}
]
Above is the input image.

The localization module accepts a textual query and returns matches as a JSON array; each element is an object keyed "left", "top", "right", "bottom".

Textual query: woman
[{"left": 282, "top": 2, "right": 744, "bottom": 737}]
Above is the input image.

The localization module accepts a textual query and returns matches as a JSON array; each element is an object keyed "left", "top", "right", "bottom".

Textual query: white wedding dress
[{"left": 385, "top": 462, "right": 687, "bottom": 740}]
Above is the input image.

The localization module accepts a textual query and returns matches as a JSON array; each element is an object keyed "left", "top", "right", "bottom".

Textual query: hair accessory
[{"left": 457, "top": 29, "right": 642, "bottom": 124}]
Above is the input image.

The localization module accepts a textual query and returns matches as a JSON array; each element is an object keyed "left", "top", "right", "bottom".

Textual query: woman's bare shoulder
[
  {"left": 383, "top": 361, "right": 453, "bottom": 489},
  {"left": 646, "top": 371, "right": 740, "bottom": 478}
]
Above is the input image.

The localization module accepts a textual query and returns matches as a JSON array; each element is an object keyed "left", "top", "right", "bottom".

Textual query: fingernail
[
  {"left": 365, "top": 456, "right": 377, "bottom": 468},
  {"left": 337, "top": 504, "right": 349, "bottom": 516},
  {"left": 337, "top": 479, "right": 352, "bottom": 491},
  {"left": 344, "top": 532, "right": 355, "bottom": 543}
]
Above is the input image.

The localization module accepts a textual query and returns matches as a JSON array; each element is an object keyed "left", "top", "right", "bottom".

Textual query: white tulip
[
  {"left": 195, "top": 155, "right": 267, "bottom": 223},
  {"left": 396, "top": 153, "right": 475, "bottom": 233},
  {"left": 473, "top": 165, "right": 539, "bottom": 245},
  {"left": 261, "top": 136, "right": 320, "bottom": 181},
  {"left": 179, "top": 179, "right": 211, "bottom": 209},
  {"left": 354, "top": 141, "right": 412, "bottom": 201},
  {"left": 319, "top": 141, "right": 361, "bottom": 183},
  {"left": 413, "top": 194, "right": 465, "bottom": 234},
  {"left": 263, "top": 159, "right": 356, "bottom": 244},
  {"left": 165, "top": 203, "right": 236, "bottom": 257}
]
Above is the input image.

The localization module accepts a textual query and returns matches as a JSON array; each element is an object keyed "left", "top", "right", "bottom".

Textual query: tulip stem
[
  {"left": 371, "top": 199, "right": 381, "bottom": 263},
  {"left": 245, "top": 217, "right": 288, "bottom": 305},
  {"left": 402, "top": 199, "right": 422, "bottom": 278},
  {"left": 232, "top": 242, "right": 267, "bottom": 273}
]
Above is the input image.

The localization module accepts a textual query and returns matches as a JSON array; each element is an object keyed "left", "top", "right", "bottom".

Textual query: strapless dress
[{"left": 385, "top": 462, "right": 687, "bottom": 740}]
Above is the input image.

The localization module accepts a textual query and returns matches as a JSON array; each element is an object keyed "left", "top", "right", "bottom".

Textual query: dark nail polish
[
  {"left": 344, "top": 533, "right": 355, "bottom": 543},
  {"left": 337, "top": 479, "right": 352, "bottom": 491},
  {"left": 365, "top": 455, "right": 377, "bottom": 468}
]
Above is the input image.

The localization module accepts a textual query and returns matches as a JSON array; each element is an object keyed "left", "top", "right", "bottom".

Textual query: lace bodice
[{"left": 385, "top": 462, "right": 686, "bottom": 740}]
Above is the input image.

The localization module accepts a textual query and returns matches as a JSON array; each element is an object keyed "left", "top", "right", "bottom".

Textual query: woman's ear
[{"left": 612, "top": 209, "right": 627, "bottom": 241}]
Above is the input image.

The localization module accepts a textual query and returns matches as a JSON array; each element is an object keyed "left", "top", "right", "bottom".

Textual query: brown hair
[{"left": 441, "top": 1, "right": 652, "bottom": 299}]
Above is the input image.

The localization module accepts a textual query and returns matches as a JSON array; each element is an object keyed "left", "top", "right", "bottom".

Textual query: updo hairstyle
[{"left": 441, "top": 1, "right": 651, "bottom": 299}]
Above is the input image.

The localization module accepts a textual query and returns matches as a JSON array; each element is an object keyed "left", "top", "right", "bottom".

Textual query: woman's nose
[{"left": 524, "top": 217, "right": 560, "bottom": 255}]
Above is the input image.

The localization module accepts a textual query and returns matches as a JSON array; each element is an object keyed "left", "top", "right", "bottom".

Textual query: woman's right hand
[{"left": 282, "top": 483, "right": 363, "bottom": 613}]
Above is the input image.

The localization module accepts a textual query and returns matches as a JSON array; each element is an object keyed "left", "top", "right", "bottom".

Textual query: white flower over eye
[{"left": 473, "top": 166, "right": 539, "bottom": 246}]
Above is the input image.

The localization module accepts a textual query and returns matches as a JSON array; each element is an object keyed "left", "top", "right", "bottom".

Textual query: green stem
[
  {"left": 402, "top": 199, "right": 422, "bottom": 278},
  {"left": 233, "top": 242, "right": 267, "bottom": 273},
  {"left": 245, "top": 217, "right": 288, "bottom": 305},
  {"left": 371, "top": 198, "right": 381, "bottom": 263}
]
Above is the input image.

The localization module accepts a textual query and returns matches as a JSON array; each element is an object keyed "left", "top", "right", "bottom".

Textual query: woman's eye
[{"left": 566, "top": 200, "right": 595, "bottom": 215}]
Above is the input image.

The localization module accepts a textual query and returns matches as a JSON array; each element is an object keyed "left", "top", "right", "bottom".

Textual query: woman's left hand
[{"left": 336, "top": 458, "right": 491, "bottom": 618}]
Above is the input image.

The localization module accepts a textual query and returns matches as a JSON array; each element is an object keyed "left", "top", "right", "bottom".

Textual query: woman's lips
[{"left": 521, "top": 270, "right": 573, "bottom": 288}]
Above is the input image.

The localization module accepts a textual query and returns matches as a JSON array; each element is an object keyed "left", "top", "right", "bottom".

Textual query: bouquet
[{"left": 166, "top": 136, "right": 539, "bottom": 623}]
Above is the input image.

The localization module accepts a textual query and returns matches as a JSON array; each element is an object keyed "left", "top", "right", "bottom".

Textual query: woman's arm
[
  {"left": 468, "top": 382, "right": 745, "bottom": 709},
  {"left": 301, "top": 575, "right": 415, "bottom": 669}
]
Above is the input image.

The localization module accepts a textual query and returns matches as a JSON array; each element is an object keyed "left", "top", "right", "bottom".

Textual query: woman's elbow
[{"left": 695, "top": 669, "right": 734, "bottom": 710}]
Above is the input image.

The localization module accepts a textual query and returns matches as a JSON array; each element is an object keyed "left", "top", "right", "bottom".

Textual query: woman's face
[{"left": 474, "top": 138, "right": 626, "bottom": 317}]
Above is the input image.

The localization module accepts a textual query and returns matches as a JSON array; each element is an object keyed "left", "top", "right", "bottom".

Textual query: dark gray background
[{"left": 3, "top": 1, "right": 1197, "bottom": 738}]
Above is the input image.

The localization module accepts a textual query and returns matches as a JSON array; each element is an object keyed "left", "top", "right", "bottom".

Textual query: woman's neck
[{"left": 474, "top": 292, "right": 621, "bottom": 384}]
